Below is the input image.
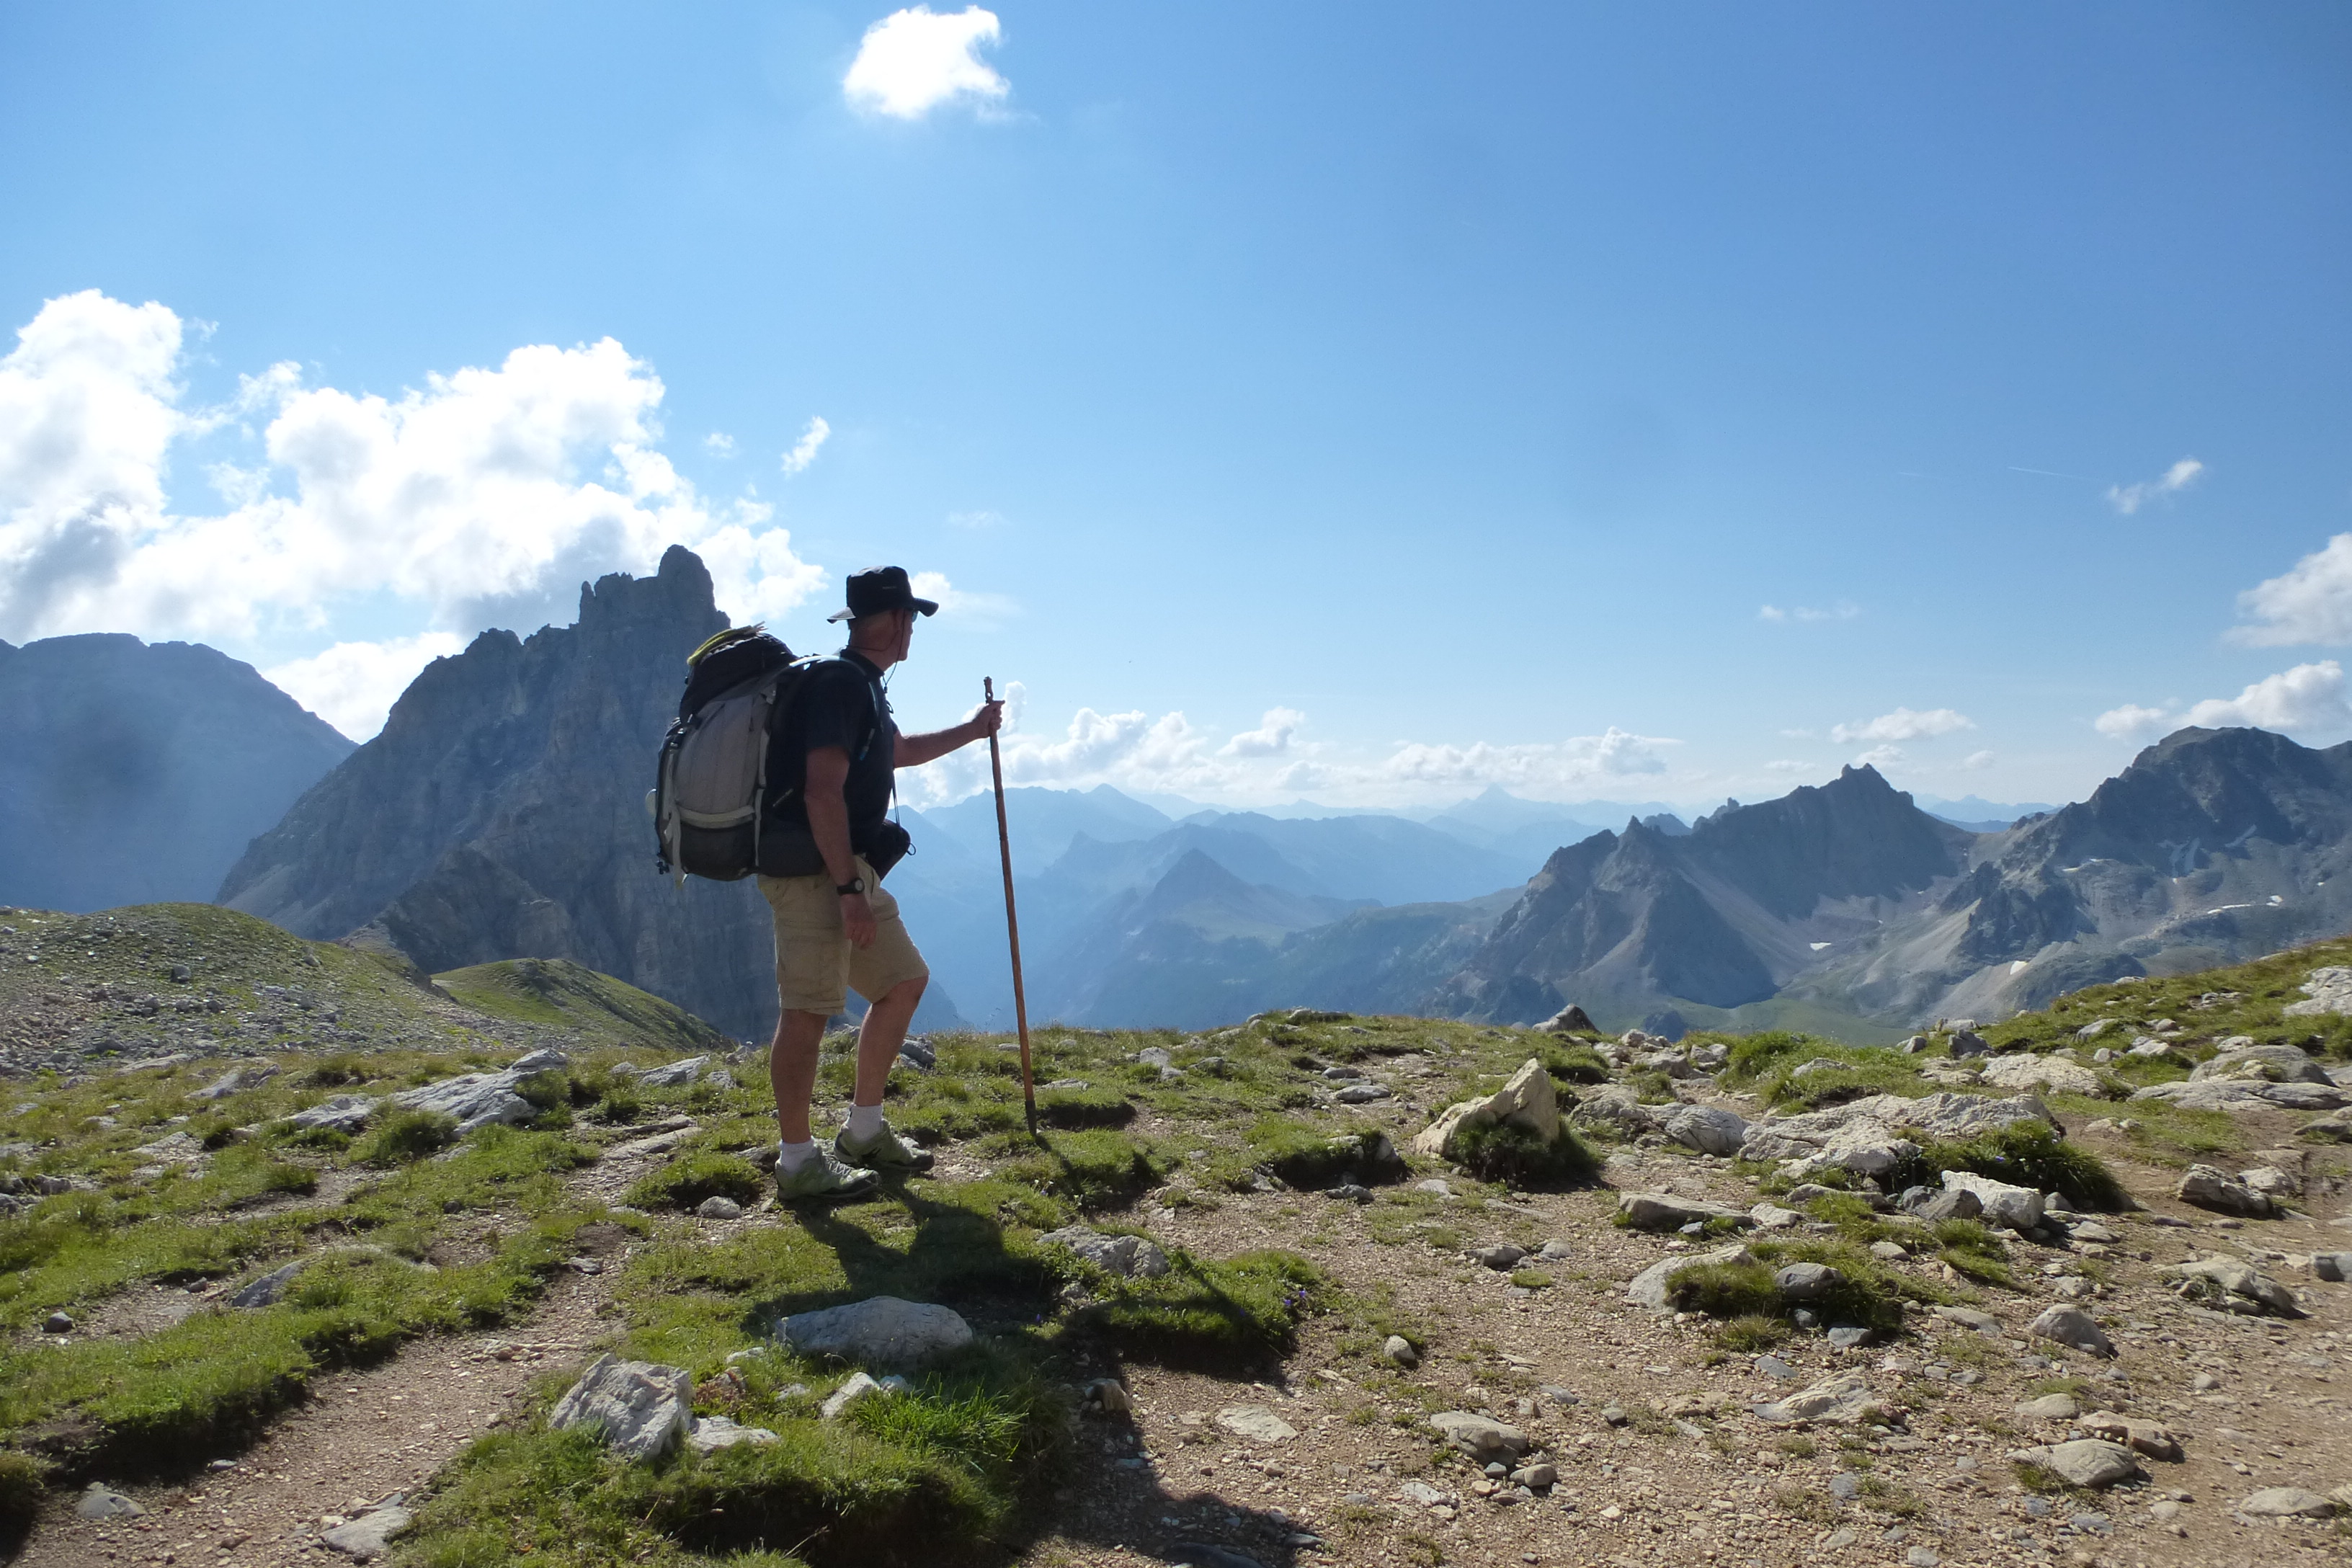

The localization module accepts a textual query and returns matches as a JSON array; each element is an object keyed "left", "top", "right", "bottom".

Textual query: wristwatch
[{"left": 836, "top": 877, "right": 866, "bottom": 896}]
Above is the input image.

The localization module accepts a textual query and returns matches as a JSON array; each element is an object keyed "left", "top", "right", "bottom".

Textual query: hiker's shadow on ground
[{"left": 766, "top": 1172, "right": 1308, "bottom": 1568}]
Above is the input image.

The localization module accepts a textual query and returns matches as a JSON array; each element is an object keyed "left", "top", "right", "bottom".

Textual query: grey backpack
[{"left": 651, "top": 628, "right": 829, "bottom": 884}]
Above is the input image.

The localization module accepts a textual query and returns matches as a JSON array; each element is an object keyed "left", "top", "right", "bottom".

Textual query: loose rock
[
  {"left": 1427, "top": 1411, "right": 1528, "bottom": 1460},
  {"left": 777, "top": 1296, "right": 975, "bottom": 1367},
  {"left": 2237, "top": 1487, "right": 2337, "bottom": 1519},
  {"left": 2175, "top": 1164, "right": 2272, "bottom": 1216},
  {"left": 1041, "top": 1226, "right": 1172, "bottom": 1278},
  {"left": 1217, "top": 1404, "right": 1299, "bottom": 1442},
  {"left": 1412, "top": 1058, "right": 1557, "bottom": 1159},
  {"left": 1618, "top": 1191, "right": 1745, "bottom": 1231},
  {"left": 2010, "top": 1439, "right": 2140, "bottom": 1489},
  {"left": 1751, "top": 1371, "right": 1884, "bottom": 1426},
  {"left": 686, "top": 1415, "right": 780, "bottom": 1452},
  {"left": 548, "top": 1354, "right": 693, "bottom": 1461},
  {"left": 321, "top": 1507, "right": 415, "bottom": 1559},
  {"left": 2028, "top": 1305, "right": 2114, "bottom": 1357}
]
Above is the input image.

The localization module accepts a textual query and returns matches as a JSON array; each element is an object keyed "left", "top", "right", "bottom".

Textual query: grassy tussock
[{"left": 1449, "top": 1118, "right": 1598, "bottom": 1189}]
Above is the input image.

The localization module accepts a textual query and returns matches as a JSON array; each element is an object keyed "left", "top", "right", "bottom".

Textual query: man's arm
[
  {"left": 894, "top": 700, "right": 1003, "bottom": 769},
  {"left": 803, "top": 745, "right": 876, "bottom": 948}
]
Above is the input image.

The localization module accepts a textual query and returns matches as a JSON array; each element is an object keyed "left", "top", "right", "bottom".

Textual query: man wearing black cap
[{"left": 764, "top": 566, "right": 1003, "bottom": 1200}]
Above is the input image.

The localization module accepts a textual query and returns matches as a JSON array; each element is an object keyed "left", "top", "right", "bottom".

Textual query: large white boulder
[
  {"left": 1412, "top": 1059, "right": 1558, "bottom": 1159},
  {"left": 393, "top": 1072, "right": 537, "bottom": 1135},
  {"left": 1654, "top": 1104, "right": 1748, "bottom": 1156},
  {"left": 1940, "top": 1170, "right": 2043, "bottom": 1231}
]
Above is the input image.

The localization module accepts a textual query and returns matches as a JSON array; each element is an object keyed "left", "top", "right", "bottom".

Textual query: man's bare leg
[
  {"left": 852, "top": 976, "right": 927, "bottom": 1110},
  {"left": 769, "top": 1007, "right": 829, "bottom": 1144}
]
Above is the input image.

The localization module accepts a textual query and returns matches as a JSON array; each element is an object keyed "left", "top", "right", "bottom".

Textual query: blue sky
[{"left": 2, "top": 2, "right": 2348, "bottom": 812}]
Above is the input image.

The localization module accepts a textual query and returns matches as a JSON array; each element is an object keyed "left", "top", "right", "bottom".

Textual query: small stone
[
  {"left": 821, "top": 1371, "right": 888, "bottom": 1419},
  {"left": 42, "top": 1311, "right": 72, "bottom": 1334},
  {"left": 1868, "top": 1239, "right": 1907, "bottom": 1261},
  {"left": 2175, "top": 1163, "right": 2273, "bottom": 1217},
  {"left": 1384, "top": 1335, "right": 1420, "bottom": 1368},
  {"left": 2009, "top": 1438, "right": 2140, "bottom": 1489},
  {"left": 321, "top": 1507, "right": 414, "bottom": 1559},
  {"left": 1335, "top": 1082, "right": 1393, "bottom": 1103},
  {"left": 1926, "top": 1306, "right": 1997, "bottom": 1337},
  {"left": 1600, "top": 1405, "right": 1629, "bottom": 1426},
  {"left": 1218, "top": 1404, "right": 1300, "bottom": 1442},
  {"left": 695, "top": 1195, "right": 744, "bottom": 1220},
  {"left": 1829, "top": 1472, "right": 1861, "bottom": 1500},
  {"left": 2236, "top": 1487, "right": 2335, "bottom": 1519},
  {"left": 74, "top": 1484, "right": 143, "bottom": 1520},
  {"left": 2015, "top": 1393, "right": 2079, "bottom": 1422},
  {"left": 1510, "top": 1462, "right": 1557, "bottom": 1488},
  {"left": 1041, "top": 1226, "right": 1172, "bottom": 1279},
  {"left": 1751, "top": 1371, "right": 1883, "bottom": 1426},
  {"left": 685, "top": 1415, "right": 779, "bottom": 1452},
  {"left": 548, "top": 1355, "right": 693, "bottom": 1460},
  {"left": 1618, "top": 1191, "right": 1745, "bottom": 1231},
  {"left": 1905, "top": 1547, "right": 1941, "bottom": 1567},
  {"left": 1084, "top": 1378, "right": 1133, "bottom": 1415},
  {"left": 2028, "top": 1305, "right": 2114, "bottom": 1358},
  {"left": 1754, "top": 1355, "right": 1799, "bottom": 1381},
  {"left": 1773, "top": 1262, "right": 1843, "bottom": 1301},
  {"left": 1428, "top": 1411, "right": 1528, "bottom": 1458},
  {"left": 776, "top": 1296, "right": 975, "bottom": 1367},
  {"left": 1473, "top": 1243, "right": 1527, "bottom": 1270},
  {"left": 1165, "top": 1545, "right": 1265, "bottom": 1568},
  {"left": 636, "top": 1055, "right": 709, "bottom": 1088},
  {"left": 1827, "top": 1326, "right": 1870, "bottom": 1350},
  {"left": 2312, "top": 1252, "right": 2350, "bottom": 1282}
]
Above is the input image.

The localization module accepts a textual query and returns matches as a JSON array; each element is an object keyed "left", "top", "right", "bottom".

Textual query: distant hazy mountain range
[
  {"left": 6, "top": 550, "right": 2339, "bottom": 1041},
  {"left": 0, "top": 635, "right": 352, "bottom": 912}
]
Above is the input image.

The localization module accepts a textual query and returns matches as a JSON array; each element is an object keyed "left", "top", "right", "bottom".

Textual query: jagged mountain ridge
[
  {"left": 0, "top": 633, "right": 354, "bottom": 912},
  {"left": 218, "top": 547, "right": 963, "bottom": 1039},
  {"left": 1810, "top": 726, "right": 2352, "bottom": 1023},
  {"left": 1433, "top": 764, "right": 1974, "bottom": 1024}
]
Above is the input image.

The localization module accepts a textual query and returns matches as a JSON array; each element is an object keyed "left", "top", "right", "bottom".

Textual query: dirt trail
[{"left": 14, "top": 1254, "right": 619, "bottom": 1567}]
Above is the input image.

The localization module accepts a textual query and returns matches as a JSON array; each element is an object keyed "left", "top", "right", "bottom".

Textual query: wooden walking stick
[{"left": 984, "top": 677, "right": 1038, "bottom": 1137}]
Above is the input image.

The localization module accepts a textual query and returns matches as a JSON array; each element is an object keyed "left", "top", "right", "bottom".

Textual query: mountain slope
[
  {"left": 0, "top": 634, "right": 354, "bottom": 912},
  {"left": 1433, "top": 765, "right": 1973, "bottom": 1025},
  {"left": 218, "top": 547, "right": 962, "bottom": 1039},
  {"left": 1814, "top": 726, "right": 2352, "bottom": 1022}
]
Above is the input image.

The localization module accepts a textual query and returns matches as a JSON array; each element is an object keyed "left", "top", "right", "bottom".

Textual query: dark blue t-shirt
[{"left": 775, "top": 651, "right": 896, "bottom": 852}]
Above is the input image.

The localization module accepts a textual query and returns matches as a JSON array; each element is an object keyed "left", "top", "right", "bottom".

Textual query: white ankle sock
[
  {"left": 846, "top": 1102, "right": 885, "bottom": 1141},
  {"left": 777, "top": 1138, "right": 817, "bottom": 1173}
]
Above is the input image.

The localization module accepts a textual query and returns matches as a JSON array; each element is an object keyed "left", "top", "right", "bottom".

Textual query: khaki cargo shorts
[{"left": 758, "top": 855, "right": 930, "bottom": 1017}]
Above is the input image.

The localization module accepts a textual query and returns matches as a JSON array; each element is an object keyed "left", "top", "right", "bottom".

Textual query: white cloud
[
  {"left": 2106, "top": 457, "right": 2203, "bottom": 515},
  {"left": 2100, "top": 661, "right": 2352, "bottom": 741},
  {"left": 2229, "top": 533, "right": 2352, "bottom": 646},
  {"left": 1853, "top": 744, "right": 1905, "bottom": 770},
  {"left": 1383, "top": 727, "right": 1677, "bottom": 788},
  {"left": 946, "top": 509, "right": 1004, "bottom": 529},
  {"left": 704, "top": 432, "right": 736, "bottom": 457},
  {"left": 1959, "top": 749, "right": 1996, "bottom": 771},
  {"left": 1762, "top": 759, "right": 1811, "bottom": 772},
  {"left": 780, "top": 416, "right": 830, "bottom": 475},
  {"left": 909, "top": 569, "right": 1017, "bottom": 629},
  {"left": 263, "top": 633, "right": 466, "bottom": 741},
  {"left": 1758, "top": 602, "right": 1858, "bottom": 624},
  {"left": 1829, "top": 706, "right": 1975, "bottom": 744},
  {"left": 842, "top": 6, "right": 1008, "bottom": 120},
  {"left": 2181, "top": 660, "right": 2352, "bottom": 734},
  {"left": 0, "top": 290, "right": 825, "bottom": 651},
  {"left": 1221, "top": 707, "right": 1304, "bottom": 758},
  {"left": 2093, "top": 703, "right": 2173, "bottom": 742}
]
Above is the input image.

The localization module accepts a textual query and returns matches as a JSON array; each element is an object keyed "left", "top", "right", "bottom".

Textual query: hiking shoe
[
  {"left": 834, "top": 1117, "right": 935, "bottom": 1174},
  {"left": 775, "top": 1150, "right": 880, "bottom": 1202}
]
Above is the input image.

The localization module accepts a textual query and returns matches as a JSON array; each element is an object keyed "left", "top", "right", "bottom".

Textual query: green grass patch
[
  {"left": 1449, "top": 1118, "right": 1597, "bottom": 1190},
  {"left": 987, "top": 1129, "right": 1168, "bottom": 1211},
  {"left": 358, "top": 1108, "right": 460, "bottom": 1166},
  {"left": 1033, "top": 1086, "right": 1135, "bottom": 1129},
  {"left": 1079, "top": 1249, "right": 1332, "bottom": 1367},
  {"left": 0, "top": 1452, "right": 47, "bottom": 1552},
  {"left": 1921, "top": 1122, "right": 2123, "bottom": 1211},
  {"left": 1930, "top": 1219, "right": 2019, "bottom": 1288},
  {"left": 1536, "top": 1041, "right": 1611, "bottom": 1085},
  {"left": 623, "top": 1147, "right": 767, "bottom": 1211},
  {"left": 1226, "top": 1117, "right": 1401, "bottom": 1191},
  {"left": 1711, "top": 1313, "right": 1789, "bottom": 1353}
]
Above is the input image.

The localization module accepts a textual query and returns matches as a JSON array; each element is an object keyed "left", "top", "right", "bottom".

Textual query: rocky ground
[{"left": 1, "top": 907, "right": 2350, "bottom": 1568}]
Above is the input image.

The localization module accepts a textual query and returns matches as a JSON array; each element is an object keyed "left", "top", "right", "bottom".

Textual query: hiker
[{"left": 764, "top": 565, "right": 1002, "bottom": 1199}]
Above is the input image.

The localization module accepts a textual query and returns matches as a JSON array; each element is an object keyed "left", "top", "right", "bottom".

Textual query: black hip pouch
[{"left": 865, "top": 819, "right": 913, "bottom": 880}]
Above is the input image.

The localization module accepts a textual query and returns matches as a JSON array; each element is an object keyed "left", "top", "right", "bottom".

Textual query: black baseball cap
[{"left": 827, "top": 565, "right": 940, "bottom": 623}]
